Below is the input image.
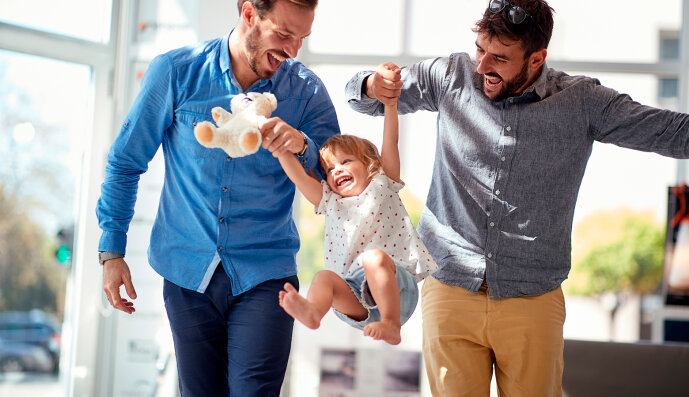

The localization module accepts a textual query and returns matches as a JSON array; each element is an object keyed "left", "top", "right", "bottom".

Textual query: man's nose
[
  {"left": 284, "top": 37, "right": 303, "bottom": 59},
  {"left": 476, "top": 56, "right": 491, "bottom": 74}
]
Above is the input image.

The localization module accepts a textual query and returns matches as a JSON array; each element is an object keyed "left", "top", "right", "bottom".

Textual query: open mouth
[
  {"left": 267, "top": 51, "right": 285, "bottom": 71},
  {"left": 484, "top": 74, "right": 502, "bottom": 89},
  {"left": 335, "top": 175, "right": 353, "bottom": 187}
]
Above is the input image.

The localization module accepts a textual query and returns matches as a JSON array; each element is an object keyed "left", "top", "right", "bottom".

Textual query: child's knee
[
  {"left": 362, "top": 250, "right": 394, "bottom": 272},
  {"left": 313, "top": 269, "right": 340, "bottom": 284}
]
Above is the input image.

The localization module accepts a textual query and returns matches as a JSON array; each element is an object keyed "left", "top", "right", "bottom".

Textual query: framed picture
[
  {"left": 662, "top": 184, "right": 689, "bottom": 306},
  {"left": 320, "top": 348, "right": 356, "bottom": 393}
]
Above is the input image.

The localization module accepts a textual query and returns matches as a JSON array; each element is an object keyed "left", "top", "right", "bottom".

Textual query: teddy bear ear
[{"left": 263, "top": 92, "right": 277, "bottom": 111}]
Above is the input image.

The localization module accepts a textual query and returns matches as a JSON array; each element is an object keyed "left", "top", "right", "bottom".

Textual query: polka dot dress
[{"left": 316, "top": 172, "right": 438, "bottom": 282}]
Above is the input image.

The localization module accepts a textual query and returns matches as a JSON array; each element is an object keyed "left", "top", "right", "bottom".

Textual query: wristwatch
[
  {"left": 98, "top": 251, "right": 124, "bottom": 265},
  {"left": 296, "top": 132, "right": 308, "bottom": 157}
]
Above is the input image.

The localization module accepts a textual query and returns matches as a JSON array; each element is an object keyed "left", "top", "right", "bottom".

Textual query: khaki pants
[{"left": 421, "top": 276, "right": 565, "bottom": 397}]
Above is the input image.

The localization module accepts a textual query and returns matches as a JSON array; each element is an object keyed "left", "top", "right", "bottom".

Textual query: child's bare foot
[
  {"left": 278, "top": 283, "right": 322, "bottom": 329},
  {"left": 363, "top": 320, "right": 401, "bottom": 345}
]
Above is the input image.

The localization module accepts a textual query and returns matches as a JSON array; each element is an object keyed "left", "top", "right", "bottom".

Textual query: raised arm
[
  {"left": 277, "top": 153, "right": 323, "bottom": 207},
  {"left": 378, "top": 64, "right": 402, "bottom": 183},
  {"left": 381, "top": 102, "right": 401, "bottom": 182}
]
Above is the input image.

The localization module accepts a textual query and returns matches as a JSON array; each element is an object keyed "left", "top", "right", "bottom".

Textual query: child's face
[{"left": 324, "top": 149, "right": 370, "bottom": 197}]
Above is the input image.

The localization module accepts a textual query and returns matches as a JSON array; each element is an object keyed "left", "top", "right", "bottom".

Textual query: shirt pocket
[{"left": 173, "top": 109, "right": 223, "bottom": 160}]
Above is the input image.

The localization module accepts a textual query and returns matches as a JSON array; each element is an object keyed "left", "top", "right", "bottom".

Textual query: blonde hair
[{"left": 319, "top": 135, "right": 381, "bottom": 179}]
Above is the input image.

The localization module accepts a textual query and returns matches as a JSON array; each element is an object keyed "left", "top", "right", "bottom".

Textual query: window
[
  {"left": 0, "top": 0, "right": 112, "bottom": 43},
  {"left": 0, "top": 49, "right": 92, "bottom": 390}
]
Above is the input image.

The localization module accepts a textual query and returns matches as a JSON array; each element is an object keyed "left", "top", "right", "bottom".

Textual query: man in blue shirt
[
  {"left": 345, "top": 0, "right": 689, "bottom": 396},
  {"left": 96, "top": 0, "right": 339, "bottom": 395}
]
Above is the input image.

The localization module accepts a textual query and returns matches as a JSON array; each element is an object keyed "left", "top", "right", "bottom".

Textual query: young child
[{"left": 275, "top": 64, "right": 437, "bottom": 345}]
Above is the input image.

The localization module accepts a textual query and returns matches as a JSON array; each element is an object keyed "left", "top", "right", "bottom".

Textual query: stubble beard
[
  {"left": 485, "top": 61, "right": 530, "bottom": 102},
  {"left": 245, "top": 24, "right": 276, "bottom": 81}
]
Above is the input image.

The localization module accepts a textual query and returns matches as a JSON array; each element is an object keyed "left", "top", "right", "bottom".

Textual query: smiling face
[
  {"left": 475, "top": 32, "right": 544, "bottom": 101},
  {"left": 323, "top": 149, "right": 371, "bottom": 197},
  {"left": 243, "top": 0, "right": 314, "bottom": 82}
]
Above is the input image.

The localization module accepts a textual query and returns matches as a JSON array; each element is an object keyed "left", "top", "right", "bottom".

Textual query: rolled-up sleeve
[{"left": 96, "top": 54, "right": 175, "bottom": 254}]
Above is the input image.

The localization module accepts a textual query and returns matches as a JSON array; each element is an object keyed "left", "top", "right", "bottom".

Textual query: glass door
[{"left": 0, "top": 49, "right": 92, "bottom": 395}]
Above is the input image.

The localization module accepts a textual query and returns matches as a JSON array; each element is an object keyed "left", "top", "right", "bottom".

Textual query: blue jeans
[
  {"left": 163, "top": 264, "right": 298, "bottom": 396},
  {"left": 333, "top": 261, "right": 419, "bottom": 330}
]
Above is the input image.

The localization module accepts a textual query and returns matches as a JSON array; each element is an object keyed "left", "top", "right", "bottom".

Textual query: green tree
[
  {"left": 570, "top": 215, "right": 665, "bottom": 296},
  {"left": 0, "top": 57, "right": 72, "bottom": 320},
  {"left": 0, "top": 184, "right": 68, "bottom": 316},
  {"left": 568, "top": 211, "right": 665, "bottom": 339}
]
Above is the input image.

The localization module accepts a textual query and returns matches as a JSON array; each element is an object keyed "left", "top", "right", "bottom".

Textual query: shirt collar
[
  {"left": 220, "top": 28, "right": 276, "bottom": 92},
  {"left": 508, "top": 63, "right": 548, "bottom": 101},
  {"left": 529, "top": 62, "right": 549, "bottom": 100}
]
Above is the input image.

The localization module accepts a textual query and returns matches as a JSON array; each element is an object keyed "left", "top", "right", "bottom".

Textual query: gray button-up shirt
[{"left": 345, "top": 53, "right": 689, "bottom": 298}]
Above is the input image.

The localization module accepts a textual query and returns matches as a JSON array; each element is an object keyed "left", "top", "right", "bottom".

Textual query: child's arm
[
  {"left": 379, "top": 64, "right": 402, "bottom": 183},
  {"left": 278, "top": 153, "right": 323, "bottom": 206}
]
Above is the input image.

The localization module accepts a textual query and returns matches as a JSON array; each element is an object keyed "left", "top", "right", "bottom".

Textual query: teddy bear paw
[
  {"left": 240, "top": 130, "right": 261, "bottom": 153},
  {"left": 194, "top": 122, "right": 215, "bottom": 145}
]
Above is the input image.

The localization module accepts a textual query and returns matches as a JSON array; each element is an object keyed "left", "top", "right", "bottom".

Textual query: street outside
[{"left": 0, "top": 373, "right": 62, "bottom": 397}]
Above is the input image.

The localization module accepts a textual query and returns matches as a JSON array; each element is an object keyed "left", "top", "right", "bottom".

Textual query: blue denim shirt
[
  {"left": 346, "top": 53, "right": 689, "bottom": 298},
  {"left": 97, "top": 31, "right": 339, "bottom": 294}
]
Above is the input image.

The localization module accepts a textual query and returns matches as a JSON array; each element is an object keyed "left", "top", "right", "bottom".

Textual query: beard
[
  {"left": 483, "top": 60, "right": 530, "bottom": 102},
  {"left": 245, "top": 23, "right": 276, "bottom": 81}
]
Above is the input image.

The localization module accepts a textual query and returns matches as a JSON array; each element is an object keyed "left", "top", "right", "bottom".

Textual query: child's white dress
[{"left": 316, "top": 171, "right": 438, "bottom": 282}]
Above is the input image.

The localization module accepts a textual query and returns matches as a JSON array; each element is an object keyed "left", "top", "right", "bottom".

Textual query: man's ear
[
  {"left": 240, "top": 1, "right": 258, "bottom": 27},
  {"left": 528, "top": 48, "right": 547, "bottom": 72}
]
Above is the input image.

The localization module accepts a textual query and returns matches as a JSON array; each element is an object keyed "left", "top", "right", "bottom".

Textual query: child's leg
[
  {"left": 360, "top": 249, "right": 402, "bottom": 345},
  {"left": 279, "top": 269, "right": 367, "bottom": 330}
]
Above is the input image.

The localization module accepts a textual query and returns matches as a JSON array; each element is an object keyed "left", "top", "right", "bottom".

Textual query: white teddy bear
[{"left": 194, "top": 92, "right": 277, "bottom": 158}]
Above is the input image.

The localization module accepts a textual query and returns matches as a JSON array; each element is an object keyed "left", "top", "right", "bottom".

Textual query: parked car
[
  {"left": 0, "top": 339, "right": 54, "bottom": 373},
  {"left": 0, "top": 310, "right": 61, "bottom": 373}
]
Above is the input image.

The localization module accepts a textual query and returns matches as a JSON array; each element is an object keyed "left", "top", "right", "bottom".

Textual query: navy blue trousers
[{"left": 163, "top": 264, "right": 298, "bottom": 396}]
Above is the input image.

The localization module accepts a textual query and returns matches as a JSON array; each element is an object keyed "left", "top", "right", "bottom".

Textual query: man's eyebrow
[
  {"left": 475, "top": 41, "right": 509, "bottom": 59},
  {"left": 278, "top": 24, "right": 311, "bottom": 38}
]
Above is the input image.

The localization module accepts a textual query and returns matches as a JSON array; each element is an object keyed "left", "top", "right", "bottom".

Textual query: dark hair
[
  {"left": 473, "top": 0, "right": 554, "bottom": 57},
  {"left": 237, "top": 0, "right": 318, "bottom": 17}
]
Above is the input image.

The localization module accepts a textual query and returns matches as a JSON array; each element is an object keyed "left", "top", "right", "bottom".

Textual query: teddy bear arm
[{"left": 212, "top": 107, "right": 232, "bottom": 125}]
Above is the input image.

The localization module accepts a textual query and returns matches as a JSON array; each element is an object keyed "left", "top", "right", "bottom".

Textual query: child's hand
[
  {"left": 368, "top": 62, "right": 402, "bottom": 106},
  {"left": 259, "top": 116, "right": 305, "bottom": 158}
]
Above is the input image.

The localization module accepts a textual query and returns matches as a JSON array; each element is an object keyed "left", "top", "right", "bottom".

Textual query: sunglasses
[{"left": 488, "top": 0, "right": 547, "bottom": 39}]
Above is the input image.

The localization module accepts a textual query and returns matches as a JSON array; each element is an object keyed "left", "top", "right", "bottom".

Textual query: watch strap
[
  {"left": 99, "top": 251, "right": 124, "bottom": 265},
  {"left": 295, "top": 132, "right": 308, "bottom": 157}
]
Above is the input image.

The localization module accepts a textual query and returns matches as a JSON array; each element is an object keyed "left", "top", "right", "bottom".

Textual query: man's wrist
[
  {"left": 361, "top": 75, "right": 371, "bottom": 98},
  {"left": 295, "top": 132, "right": 308, "bottom": 157},
  {"left": 98, "top": 251, "right": 124, "bottom": 265}
]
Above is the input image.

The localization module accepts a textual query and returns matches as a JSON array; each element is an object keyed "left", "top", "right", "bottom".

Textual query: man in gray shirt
[{"left": 345, "top": 0, "right": 689, "bottom": 395}]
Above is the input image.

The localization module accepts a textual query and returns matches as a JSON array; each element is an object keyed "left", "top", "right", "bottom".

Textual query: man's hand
[
  {"left": 103, "top": 258, "right": 137, "bottom": 314},
  {"left": 366, "top": 62, "right": 403, "bottom": 105},
  {"left": 259, "top": 117, "right": 306, "bottom": 158}
]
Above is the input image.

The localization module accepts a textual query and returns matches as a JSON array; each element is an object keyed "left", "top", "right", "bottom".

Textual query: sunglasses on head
[{"left": 488, "top": 0, "right": 547, "bottom": 39}]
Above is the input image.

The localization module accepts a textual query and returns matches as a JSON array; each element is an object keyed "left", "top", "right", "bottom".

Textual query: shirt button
[
  {"left": 501, "top": 156, "right": 506, "bottom": 162},
  {"left": 505, "top": 126, "right": 512, "bottom": 131},
  {"left": 222, "top": 187, "right": 228, "bottom": 192},
  {"left": 490, "top": 222, "right": 495, "bottom": 227},
  {"left": 227, "top": 156, "right": 232, "bottom": 162},
  {"left": 495, "top": 190, "right": 501, "bottom": 196},
  {"left": 219, "top": 217, "right": 225, "bottom": 223},
  {"left": 487, "top": 253, "right": 493, "bottom": 258},
  {"left": 218, "top": 246, "right": 223, "bottom": 251}
]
